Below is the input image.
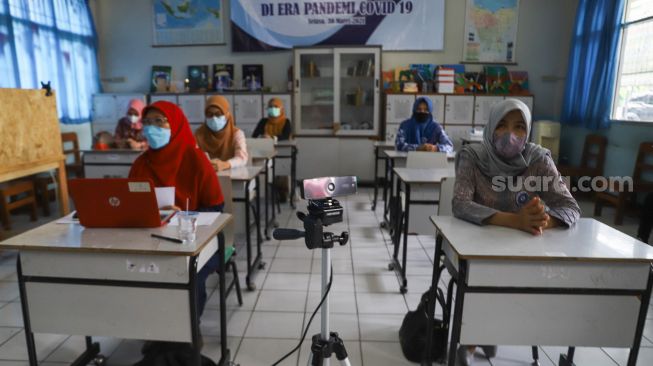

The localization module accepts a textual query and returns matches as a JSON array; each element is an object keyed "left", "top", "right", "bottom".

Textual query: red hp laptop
[{"left": 69, "top": 178, "right": 175, "bottom": 228}]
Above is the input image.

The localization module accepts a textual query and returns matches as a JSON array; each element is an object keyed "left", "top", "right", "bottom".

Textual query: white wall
[{"left": 92, "top": 0, "right": 577, "bottom": 120}]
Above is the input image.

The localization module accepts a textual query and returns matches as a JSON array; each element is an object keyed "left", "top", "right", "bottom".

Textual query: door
[
  {"left": 334, "top": 47, "right": 381, "bottom": 136},
  {"left": 294, "top": 48, "right": 335, "bottom": 135}
]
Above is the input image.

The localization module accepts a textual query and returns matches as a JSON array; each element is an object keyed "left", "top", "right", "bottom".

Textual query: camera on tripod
[{"left": 274, "top": 176, "right": 357, "bottom": 250}]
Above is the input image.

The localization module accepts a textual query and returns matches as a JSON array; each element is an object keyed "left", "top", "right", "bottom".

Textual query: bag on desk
[
  {"left": 134, "top": 342, "right": 216, "bottom": 366},
  {"left": 399, "top": 288, "right": 449, "bottom": 363}
]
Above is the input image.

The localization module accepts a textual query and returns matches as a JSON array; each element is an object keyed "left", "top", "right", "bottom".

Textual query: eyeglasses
[{"left": 142, "top": 117, "right": 169, "bottom": 127}]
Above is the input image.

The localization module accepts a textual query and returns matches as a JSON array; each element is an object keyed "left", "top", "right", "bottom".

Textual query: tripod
[
  {"left": 307, "top": 246, "right": 352, "bottom": 366},
  {"left": 272, "top": 198, "right": 354, "bottom": 366}
]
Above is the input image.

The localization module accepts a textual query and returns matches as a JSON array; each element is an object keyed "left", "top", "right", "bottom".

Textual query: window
[
  {"left": 612, "top": 0, "right": 653, "bottom": 122},
  {"left": 0, "top": 0, "right": 99, "bottom": 124}
]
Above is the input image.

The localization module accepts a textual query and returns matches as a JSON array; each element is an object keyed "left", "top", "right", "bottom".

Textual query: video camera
[{"left": 273, "top": 176, "right": 357, "bottom": 250}]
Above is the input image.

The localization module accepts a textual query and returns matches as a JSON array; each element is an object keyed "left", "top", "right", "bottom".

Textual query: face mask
[
  {"left": 206, "top": 116, "right": 227, "bottom": 132},
  {"left": 128, "top": 115, "right": 139, "bottom": 124},
  {"left": 143, "top": 125, "right": 171, "bottom": 150},
  {"left": 415, "top": 112, "right": 430, "bottom": 123},
  {"left": 493, "top": 132, "right": 526, "bottom": 159},
  {"left": 268, "top": 107, "right": 281, "bottom": 118}
]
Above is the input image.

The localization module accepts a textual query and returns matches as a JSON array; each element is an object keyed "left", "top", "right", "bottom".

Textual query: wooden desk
[
  {"left": 82, "top": 150, "right": 142, "bottom": 178},
  {"left": 219, "top": 166, "right": 264, "bottom": 290},
  {"left": 372, "top": 142, "right": 395, "bottom": 211},
  {"left": 389, "top": 167, "right": 455, "bottom": 293},
  {"left": 425, "top": 216, "right": 653, "bottom": 366},
  {"left": 251, "top": 150, "right": 279, "bottom": 241},
  {"left": 0, "top": 213, "right": 234, "bottom": 366},
  {"left": 274, "top": 140, "right": 298, "bottom": 209}
]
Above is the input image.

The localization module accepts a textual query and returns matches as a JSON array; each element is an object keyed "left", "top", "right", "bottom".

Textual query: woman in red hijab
[{"left": 129, "top": 100, "right": 223, "bottom": 319}]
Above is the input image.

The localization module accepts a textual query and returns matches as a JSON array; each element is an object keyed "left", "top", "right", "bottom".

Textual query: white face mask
[
  {"left": 128, "top": 115, "right": 139, "bottom": 124},
  {"left": 206, "top": 116, "right": 227, "bottom": 132}
]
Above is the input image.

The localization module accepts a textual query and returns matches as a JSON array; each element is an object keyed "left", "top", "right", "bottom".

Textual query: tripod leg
[{"left": 331, "top": 333, "right": 352, "bottom": 366}]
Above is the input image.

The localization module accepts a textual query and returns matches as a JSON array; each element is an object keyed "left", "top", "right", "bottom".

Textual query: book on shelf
[
  {"left": 212, "top": 64, "right": 234, "bottom": 91},
  {"left": 508, "top": 71, "right": 529, "bottom": 94},
  {"left": 484, "top": 66, "right": 510, "bottom": 94},
  {"left": 242, "top": 64, "right": 264, "bottom": 91},
  {"left": 187, "top": 65, "right": 209, "bottom": 92},
  {"left": 150, "top": 65, "right": 172, "bottom": 93}
]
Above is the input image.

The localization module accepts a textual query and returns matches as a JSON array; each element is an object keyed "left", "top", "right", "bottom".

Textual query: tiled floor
[{"left": 0, "top": 189, "right": 650, "bottom": 365}]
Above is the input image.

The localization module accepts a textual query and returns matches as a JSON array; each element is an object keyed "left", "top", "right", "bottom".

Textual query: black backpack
[{"left": 399, "top": 287, "right": 450, "bottom": 363}]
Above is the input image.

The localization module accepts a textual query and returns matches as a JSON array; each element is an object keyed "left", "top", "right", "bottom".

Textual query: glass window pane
[
  {"left": 626, "top": 0, "right": 653, "bottom": 23},
  {"left": 299, "top": 53, "right": 334, "bottom": 131},
  {"left": 339, "top": 53, "right": 375, "bottom": 131},
  {"left": 613, "top": 20, "right": 653, "bottom": 121},
  {"left": 8, "top": 0, "right": 54, "bottom": 26}
]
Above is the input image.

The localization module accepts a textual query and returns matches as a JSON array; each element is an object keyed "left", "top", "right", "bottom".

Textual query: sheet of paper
[
  {"left": 56, "top": 212, "right": 79, "bottom": 224},
  {"left": 167, "top": 212, "right": 221, "bottom": 226},
  {"left": 155, "top": 187, "right": 175, "bottom": 208}
]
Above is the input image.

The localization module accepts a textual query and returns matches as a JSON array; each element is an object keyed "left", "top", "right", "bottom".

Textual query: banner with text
[{"left": 231, "top": 0, "right": 445, "bottom": 51}]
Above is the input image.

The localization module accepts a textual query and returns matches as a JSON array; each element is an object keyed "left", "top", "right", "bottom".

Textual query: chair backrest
[
  {"left": 579, "top": 134, "right": 607, "bottom": 174},
  {"left": 634, "top": 142, "right": 653, "bottom": 186},
  {"left": 247, "top": 138, "right": 275, "bottom": 157},
  {"left": 61, "top": 132, "right": 81, "bottom": 164},
  {"left": 218, "top": 174, "right": 235, "bottom": 247},
  {"left": 406, "top": 151, "right": 448, "bottom": 169},
  {"left": 437, "top": 177, "right": 455, "bottom": 216}
]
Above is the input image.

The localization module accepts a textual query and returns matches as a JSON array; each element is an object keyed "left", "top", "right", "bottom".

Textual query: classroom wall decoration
[
  {"left": 152, "top": 0, "right": 225, "bottom": 46},
  {"left": 463, "top": 0, "right": 520, "bottom": 63},
  {"left": 230, "top": 0, "right": 445, "bottom": 51}
]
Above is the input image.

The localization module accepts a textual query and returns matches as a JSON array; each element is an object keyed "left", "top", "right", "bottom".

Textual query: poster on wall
[
  {"left": 152, "top": 0, "right": 225, "bottom": 46},
  {"left": 462, "top": 0, "right": 520, "bottom": 63},
  {"left": 231, "top": 0, "right": 445, "bottom": 52}
]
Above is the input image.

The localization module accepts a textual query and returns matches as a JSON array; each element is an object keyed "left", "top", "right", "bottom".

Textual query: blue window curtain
[
  {"left": 561, "top": 0, "right": 625, "bottom": 130},
  {"left": 0, "top": 0, "right": 100, "bottom": 124}
]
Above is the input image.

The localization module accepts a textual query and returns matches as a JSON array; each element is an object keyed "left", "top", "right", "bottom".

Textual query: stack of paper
[{"left": 436, "top": 67, "right": 455, "bottom": 94}]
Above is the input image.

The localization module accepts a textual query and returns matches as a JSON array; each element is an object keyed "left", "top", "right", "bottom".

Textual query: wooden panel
[
  {"left": 460, "top": 293, "right": 640, "bottom": 347},
  {"left": 0, "top": 89, "right": 64, "bottom": 176}
]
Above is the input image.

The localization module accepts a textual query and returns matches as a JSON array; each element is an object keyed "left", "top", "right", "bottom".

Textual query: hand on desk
[
  {"left": 487, "top": 197, "right": 561, "bottom": 235},
  {"left": 417, "top": 143, "right": 439, "bottom": 152},
  {"left": 211, "top": 159, "right": 231, "bottom": 171}
]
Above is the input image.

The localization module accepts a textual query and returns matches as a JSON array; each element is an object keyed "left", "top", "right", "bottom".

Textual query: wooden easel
[{"left": 0, "top": 88, "right": 70, "bottom": 215}]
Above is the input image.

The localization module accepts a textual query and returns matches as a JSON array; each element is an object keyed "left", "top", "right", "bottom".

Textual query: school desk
[
  {"left": 425, "top": 216, "right": 653, "bottom": 366},
  {"left": 372, "top": 141, "right": 395, "bottom": 211},
  {"left": 0, "top": 213, "right": 234, "bottom": 366},
  {"left": 218, "top": 166, "right": 264, "bottom": 291},
  {"left": 251, "top": 149, "right": 279, "bottom": 241},
  {"left": 275, "top": 140, "right": 298, "bottom": 208},
  {"left": 82, "top": 150, "right": 142, "bottom": 178},
  {"left": 389, "top": 167, "right": 455, "bottom": 293}
]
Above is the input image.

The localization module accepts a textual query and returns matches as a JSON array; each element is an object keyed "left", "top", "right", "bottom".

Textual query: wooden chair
[
  {"left": 558, "top": 134, "right": 607, "bottom": 188},
  {"left": 34, "top": 132, "right": 84, "bottom": 216},
  {"left": 62, "top": 132, "right": 84, "bottom": 178},
  {"left": 0, "top": 180, "right": 38, "bottom": 230},
  {"left": 594, "top": 142, "right": 653, "bottom": 225}
]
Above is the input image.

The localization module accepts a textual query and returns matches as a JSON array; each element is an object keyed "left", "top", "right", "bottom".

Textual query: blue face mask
[
  {"left": 143, "top": 125, "right": 171, "bottom": 150},
  {"left": 206, "top": 116, "right": 227, "bottom": 132},
  {"left": 267, "top": 107, "right": 281, "bottom": 118}
]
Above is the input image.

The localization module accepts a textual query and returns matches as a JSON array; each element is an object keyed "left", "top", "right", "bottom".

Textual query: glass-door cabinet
[{"left": 294, "top": 46, "right": 381, "bottom": 136}]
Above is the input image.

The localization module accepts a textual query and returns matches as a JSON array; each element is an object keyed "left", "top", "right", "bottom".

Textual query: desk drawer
[{"left": 21, "top": 251, "right": 189, "bottom": 283}]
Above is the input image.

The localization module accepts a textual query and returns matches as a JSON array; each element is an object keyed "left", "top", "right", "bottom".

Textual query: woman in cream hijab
[
  {"left": 195, "top": 95, "right": 249, "bottom": 171},
  {"left": 452, "top": 98, "right": 580, "bottom": 365}
]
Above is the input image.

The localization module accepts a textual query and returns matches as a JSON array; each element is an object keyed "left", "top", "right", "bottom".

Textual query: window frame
[{"left": 611, "top": 1, "right": 653, "bottom": 124}]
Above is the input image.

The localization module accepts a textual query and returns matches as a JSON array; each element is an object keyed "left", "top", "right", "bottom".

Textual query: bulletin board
[{"left": 0, "top": 88, "right": 70, "bottom": 215}]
